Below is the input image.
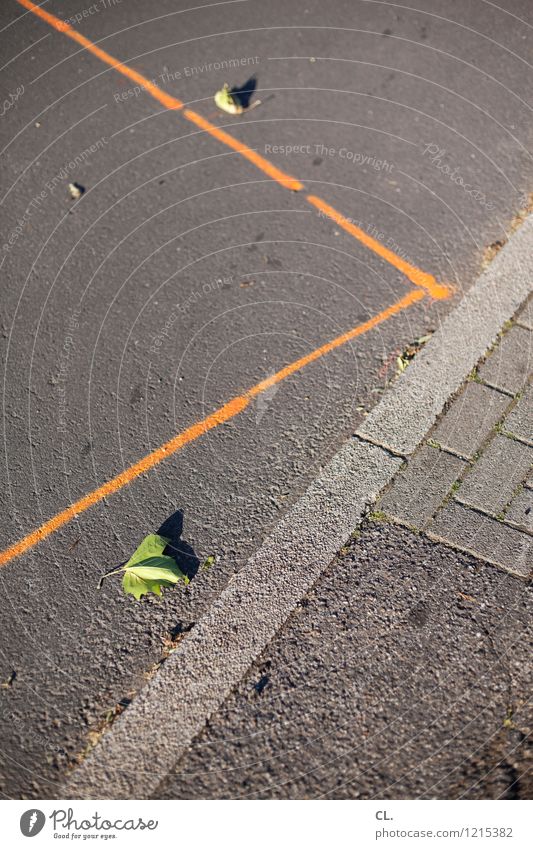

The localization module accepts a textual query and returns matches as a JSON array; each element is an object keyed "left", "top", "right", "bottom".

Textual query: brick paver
[
  {"left": 477, "top": 324, "right": 532, "bottom": 394},
  {"left": 502, "top": 383, "right": 533, "bottom": 444},
  {"left": 428, "top": 501, "right": 532, "bottom": 577},
  {"left": 431, "top": 382, "right": 510, "bottom": 459},
  {"left": 379, "top": 298, "right": 533, "bottom": 576},
  {"left": 504, "top": 487, "right": 533, "bottom": 532},
  {"left": 380, "top": 447, "right": 464, "bottom": 528},
  {"left": 456, "top": 435, "right": 532, "bottom": 515},
  {"left": 516, "top": 299, "right": 533, "bottom": 331}
]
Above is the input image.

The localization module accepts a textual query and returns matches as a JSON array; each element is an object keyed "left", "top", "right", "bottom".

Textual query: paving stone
[
  {"left": 478, "top": 325, "right": 532, "bottom": 394},
  {"left": 504, "top": 487, "right": 533, "bottom": 533},
  {"left": 428, "top": 501, "right": 532, "bottom": 577},
  {"left": 380, "top": 446, "right": 465, "bottom": 529},
  {"left": 456, "top": 435, "right": 533, "bottom": 515},
  {"left": 515, "top": 298, "right": 533, "bottom": 330},
  {"left": 432, "top": 382, "right": 510, "bottom": 459},
  {"left": 502, "top": 383, "right": 533, "bottom": 444}
]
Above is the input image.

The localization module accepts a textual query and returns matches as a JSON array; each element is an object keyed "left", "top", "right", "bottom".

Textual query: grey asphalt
[
  {"left": 156, "top": 521, "right": 532, "bottom": 800},
  {"left": 1, "top": 0, "right": 533, "bottom": 798},
  {"left": 64, "top": 437, "right": 402, "bottom": 798}
]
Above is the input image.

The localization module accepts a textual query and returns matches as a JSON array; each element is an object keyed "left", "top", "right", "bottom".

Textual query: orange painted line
[
  {"left": 16, "top": 0, "right": 302, "bottom": 193},
  {"left": 307, "top": 196, "right": 451, "bottom": 300},
  {"left": 247, "top": 288, "right": 425, "bottom": 396},
  {"left": 183, "top": 108, "right": 303, "bottom": 192},
  {"left": 0, "top": 396, "right": 248, "bottom": 570},
  {"left": 0, "top": 290, "right": 423, "bottom": 569},
  {"left": 17, "top": 0, "right": 451, "bottom": 298},
  {"left": 17, "top": 0, "right": 184, "bottom": 111}
]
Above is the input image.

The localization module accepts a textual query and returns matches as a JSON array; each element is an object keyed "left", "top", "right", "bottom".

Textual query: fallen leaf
[
  {"left": 214, "top": 83, "right": 243, "bottom": 115},
  {"left": 68, "top": 182, "right": 84, "bottom": 200},
  {"left": 201, "top": 554, "right": 215, "bottom": 571},
  {"left": 122, "top": 534, "right": 188, "bottom": 599},
  {"left": 99, "top": 534, "right": 188, "bottom": 600}
]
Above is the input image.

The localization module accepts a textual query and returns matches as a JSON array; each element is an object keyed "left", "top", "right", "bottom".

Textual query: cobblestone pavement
[{"left": 380, "top": 297, "right": 533, "bottom": 577}]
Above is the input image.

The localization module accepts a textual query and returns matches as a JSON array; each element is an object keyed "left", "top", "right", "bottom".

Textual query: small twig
[{"left": 67, "top": 536, "right": 81, "bottom": 552}]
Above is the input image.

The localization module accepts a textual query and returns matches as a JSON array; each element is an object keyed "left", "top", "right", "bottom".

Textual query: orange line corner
[{"left": 306, "top": 195, "right": 453, "bottom": 301}]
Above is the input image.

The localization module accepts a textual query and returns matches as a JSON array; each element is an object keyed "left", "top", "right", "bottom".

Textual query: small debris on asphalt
[
  {"left": 457, "top": 591, "right": 478, "bottom": 604},
  {"left": 1, "top": 670, "right": 17, "bottom": 688},
  {"left": 68, "top": 182, "right": 84, "bottom": 200},
  {"left": 254, "top": 674, "right": 270, "bottom": 695},
  {"left": 98, "top": 533, "right": 189, "bottom": 599},
  {"left": 396, "top": 333, "right": 433, "bottom": 375}
]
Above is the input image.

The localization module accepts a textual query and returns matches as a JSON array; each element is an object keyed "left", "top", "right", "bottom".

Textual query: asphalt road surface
[
  {"left": 156, "top": 522, "right": 533, "bottom": 800},
  {"left": 1, "top": 0, "right": 532, "bottom": 797}
]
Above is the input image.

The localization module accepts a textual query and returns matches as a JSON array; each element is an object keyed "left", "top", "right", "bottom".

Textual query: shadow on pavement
[
  {"left": 158, "top": 509, "right": 200, "bottom": 582},
  {"left": 231, "top": 74, "right": 257, "bottom": 108}
]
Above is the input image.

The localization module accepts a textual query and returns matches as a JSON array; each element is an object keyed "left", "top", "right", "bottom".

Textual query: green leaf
[
  {"left": 123, "top": 533, "right": 169, "bottom": 567},
  {"left": 214, "top": 83, "right": 243, "bottom": 114},
  {"left": 120, "top": 534, "right": 188, "bottom": 600}
]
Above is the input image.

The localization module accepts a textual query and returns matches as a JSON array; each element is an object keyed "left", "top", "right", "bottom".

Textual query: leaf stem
[{"left": 97, "top": 561, "right": 127, "bottom": 590}]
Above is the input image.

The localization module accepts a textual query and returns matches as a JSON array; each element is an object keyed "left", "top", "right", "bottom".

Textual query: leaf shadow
[
  {"left": 157, "top": 509, "right": 200, "bottom": 582},
  {"left": 230, "top": 74, "right": 257, "bottom": 109}
]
